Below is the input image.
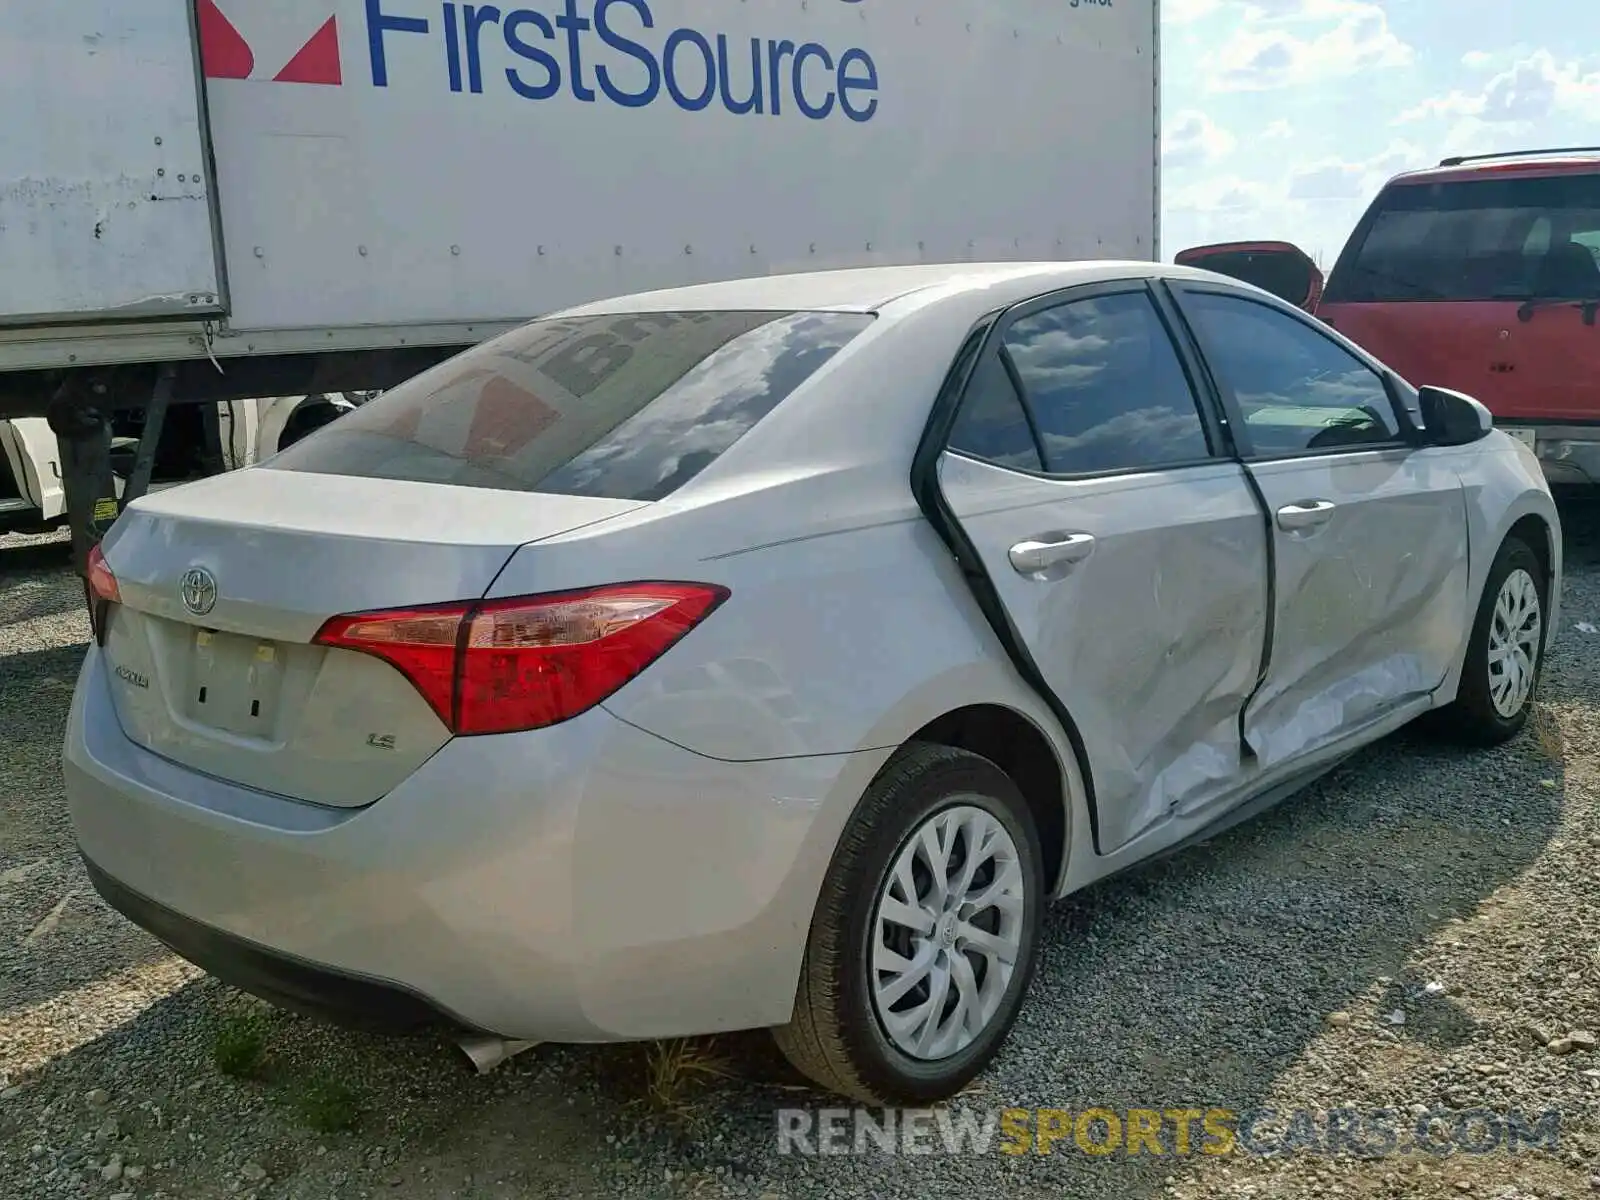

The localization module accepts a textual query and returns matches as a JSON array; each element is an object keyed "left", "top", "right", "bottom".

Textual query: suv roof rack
[{"left": 1438, "top": 146, "right": 1600, "bottom": 167}]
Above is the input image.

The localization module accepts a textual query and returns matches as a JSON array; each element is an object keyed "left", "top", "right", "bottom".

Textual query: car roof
[
  {"left": 1388, "top": 148, "right": 1600, "bottom": 188},
  {"left": 546, "top": 261, "right": 1176, "bottom": 318}
]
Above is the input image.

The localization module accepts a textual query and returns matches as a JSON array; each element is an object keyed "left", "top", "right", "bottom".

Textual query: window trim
[
  {"left": 943, "top": 279, "right": 1229, "bottom": 482},
  {"left": 1166, "top": 280, "right": 1422, "bottom": 464}
]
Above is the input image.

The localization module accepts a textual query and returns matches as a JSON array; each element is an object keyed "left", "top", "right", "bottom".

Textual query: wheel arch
[
  {"left": 905, "top": 703, "right": 1077, "bottom": 894},
  {"left": 1507, "top": 512, "right": 1555, "bottom": 595}
]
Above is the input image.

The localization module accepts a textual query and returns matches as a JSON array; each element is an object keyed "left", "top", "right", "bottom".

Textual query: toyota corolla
[{"left": 63, "top": 262, "right": 1561, "bottom": 1103}]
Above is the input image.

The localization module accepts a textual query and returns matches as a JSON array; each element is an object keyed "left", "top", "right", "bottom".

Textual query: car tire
[
  {"left": 771, "top": 741, "right": 1045, "bottom": 1104},
  {"left": 1432, "top": 535, "right": 1548, "bottom": 745}
]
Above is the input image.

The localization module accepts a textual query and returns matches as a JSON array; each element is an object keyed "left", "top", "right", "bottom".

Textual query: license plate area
[
  {"left": 182, "top": 627, "right": 288, "bottom": 736},
  {"left": 1501, "top": 425, "right": 1538, "bottom": 450}
]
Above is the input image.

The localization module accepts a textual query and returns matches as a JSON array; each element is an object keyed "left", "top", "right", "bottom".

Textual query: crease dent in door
[
  {"left": 1114, "top": 566, "right": 1268, "bottom": 833},
  {"left": 1244, "top": 492, "right": 1465, "bottom": 768},
  {"left": 936, "top": 455, "right": 1270, "bottom": 856}
]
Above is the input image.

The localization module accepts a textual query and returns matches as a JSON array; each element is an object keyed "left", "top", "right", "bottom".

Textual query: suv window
[
  {"left": 1000, "top": 291, "right": 1212, "bottom": 475},
  {"left": 1324, "top": 171, "right": 1600, "bottom": 303},
  {"left": 1180, "top": 291, "right": 1401, "bottom": 456},
  {"left": 264, "top": 310, "right": 873, "bottom": 500}
]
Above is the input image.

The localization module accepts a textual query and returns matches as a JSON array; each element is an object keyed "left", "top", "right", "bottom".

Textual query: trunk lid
[
  {"left": 98, "top": 468, "right": 644, "bottom": 807},
  {"left": 1174, "top": 241, "right": 1325, "bottom": 310}
]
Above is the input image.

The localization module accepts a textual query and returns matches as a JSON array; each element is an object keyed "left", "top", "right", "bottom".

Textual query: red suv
[{"left": 1178, "top": 147, "right": 1600, "bottom": 486}]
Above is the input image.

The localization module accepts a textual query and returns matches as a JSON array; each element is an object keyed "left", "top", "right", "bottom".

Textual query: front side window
[
  {"left": 1325, "top": 172, "right": 1600, "bottom": 303},
  {"left": 264, "top": 309, "right": 873, "bottom": 500},
  {"left": 1000, "top": 291, "right": 1212, "bottom": 475},
  {"left": 1180, "top": 291, "right": 1401, "bottom": 456}
]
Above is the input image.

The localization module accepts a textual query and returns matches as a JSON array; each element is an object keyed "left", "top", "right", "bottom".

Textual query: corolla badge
[{"left": 180, "top": 567, "right": 218, "bottom": 616}]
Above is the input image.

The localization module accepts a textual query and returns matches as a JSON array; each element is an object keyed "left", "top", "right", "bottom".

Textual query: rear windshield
[
  {"left": 263, "top": 309, "right": 873, "bottom": 500},
  {"left": 1324, "top": 171, "right": 1600, "bottom": 303}
]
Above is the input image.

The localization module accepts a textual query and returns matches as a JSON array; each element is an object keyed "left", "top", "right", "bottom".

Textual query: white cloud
[
  {"left": 1286, "top": 140, "right": 1426, "bottom": 202},
  {"left": 1166, "top": 0, "right": 1223, "bottom": 23},
  {"left": 1209, "top": 1, "right": 1412, "bottom": 92},
  {"left": 1235, "top": 0, "right": 1367, "bottom": 18},
  {"left": 1398, "top": 50, "right": 1600, "bottom": 125},
  {"left": 1263, "top": 119, "right": 1294, "bottom": 139},
  {"left": 1169, "top": 0, "right": 1386, "bottom": 30},
  {"left": 1462, "top": 50, "right": 1494, "bottom": 69},
  {"left": 1164, "top": 110, "right": 1237, "bottom": 169},
  {"left": 1168, "top": 175, "right": 1280, "bottom": 215}
]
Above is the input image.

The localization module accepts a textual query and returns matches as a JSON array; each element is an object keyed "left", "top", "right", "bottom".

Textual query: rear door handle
[
  {"left": 1008, "top": 533, "right": 1096, "bottom": 575},
  {"left": 1276, "top": 499, "right": 1337, "bottom": 531}
]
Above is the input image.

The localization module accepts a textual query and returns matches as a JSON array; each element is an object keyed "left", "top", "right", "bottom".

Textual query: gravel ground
[{"left": 3, "top": 499, "right": 1599, "bottom": 1200}]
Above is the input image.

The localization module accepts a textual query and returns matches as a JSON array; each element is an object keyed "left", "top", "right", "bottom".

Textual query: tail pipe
[{"left": 457, "top": 1036, "right": 540, "bottom": 1074}]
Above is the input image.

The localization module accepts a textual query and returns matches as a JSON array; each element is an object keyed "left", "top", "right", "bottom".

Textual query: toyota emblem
[{"left": 180, "top": 567, "right": 218, "bottom": 616}]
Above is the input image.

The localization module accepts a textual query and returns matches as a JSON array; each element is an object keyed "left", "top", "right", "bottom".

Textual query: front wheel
[
  {"left": 1435, "top": 535, "right": 1548, "bottom": 744},
  {"left": 772, "top": 742, "right": 1045, "bottom": 1104}
]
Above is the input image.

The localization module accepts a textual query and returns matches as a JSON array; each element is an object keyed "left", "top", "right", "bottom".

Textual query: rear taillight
[
  {"left": 313, "top": 582, "right": 729, "bottom": 736},
  {"left": 85, "top": 544, "right": 120, "bottom": 643},
  {"left": 87, "top": 544, "right": 120, "bottom": 603}
]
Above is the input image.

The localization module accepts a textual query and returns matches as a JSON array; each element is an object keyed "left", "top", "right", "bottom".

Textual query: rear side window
[
  {"left": 264, "top": 310, "right": 873, "bottom": 500},
  {"left": 946, "top": 355, "right": 1043, "bottom": 471},
  {"left": 1325, "top": 172, "right": 1600, "bottom": 303},
  {"left": 1001, "top": 291, "right": 1213, "bottom": 475}
]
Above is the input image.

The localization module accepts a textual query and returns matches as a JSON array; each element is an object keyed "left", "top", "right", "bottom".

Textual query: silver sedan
[{"left": 63, "top": 261, "right": 1562, "bottom": 1103}]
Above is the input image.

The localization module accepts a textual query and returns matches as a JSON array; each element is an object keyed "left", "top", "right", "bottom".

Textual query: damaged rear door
[
  {"left": 928, "top": 282, "right": 1270, "bottom": 856},
  {"left": 1168, "top": 283, "right": 1470, "bottom": 769}
]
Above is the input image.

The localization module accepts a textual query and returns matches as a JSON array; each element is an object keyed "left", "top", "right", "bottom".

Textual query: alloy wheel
[{"left": 868, "top": 803, "right": 1027, "bottom": 1061}]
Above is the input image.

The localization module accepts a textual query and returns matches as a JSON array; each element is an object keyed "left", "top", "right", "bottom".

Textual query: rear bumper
[
  {"left": 63, "top": 644, "right": 882, "bottom": 1043},
  {"left": 1505, "top": 423, "right": 1600, "bottom": 486},
  {"left": 81, "top": 855, "right": 486, "bottom": 1036}
]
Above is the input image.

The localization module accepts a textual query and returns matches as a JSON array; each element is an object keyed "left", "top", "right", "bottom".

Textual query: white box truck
[{"left": 0, "top": 0, "right": 1160, "bottom": 563}]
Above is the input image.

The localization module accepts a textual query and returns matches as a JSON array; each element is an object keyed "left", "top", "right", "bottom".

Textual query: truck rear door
[{"left": 1, "top": 3, "right": 225, "bottom": 327}]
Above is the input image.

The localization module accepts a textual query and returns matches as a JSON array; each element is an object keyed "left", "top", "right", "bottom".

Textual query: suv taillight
[{"left": 312, "top": 582, "right": 728, "bottom": 736}]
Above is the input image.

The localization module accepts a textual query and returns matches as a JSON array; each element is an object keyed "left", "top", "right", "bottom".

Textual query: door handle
[
  {"left": 1008, "top": 533, "right": 1096, "bottom": 575},
  {"left": 1276, "top": 499, "right": 1337, "bottom": 531}
]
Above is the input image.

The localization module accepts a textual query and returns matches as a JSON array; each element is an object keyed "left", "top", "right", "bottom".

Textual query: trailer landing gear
[{"left": 47, "top": 366, "right": 173, "bottom": 581}]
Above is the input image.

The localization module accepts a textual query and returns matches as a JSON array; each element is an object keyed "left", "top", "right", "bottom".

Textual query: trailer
[
  {"left": 0, "top": 395, "right": 374, "bottom": 536},
  {"left": 0, "top": 0, "right": 1161, "bottom": 571}
]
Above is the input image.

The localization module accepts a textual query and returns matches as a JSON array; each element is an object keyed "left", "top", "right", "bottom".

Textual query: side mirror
[{"left": 1417, "top": 385, "right": 1493, "bottom": 446}]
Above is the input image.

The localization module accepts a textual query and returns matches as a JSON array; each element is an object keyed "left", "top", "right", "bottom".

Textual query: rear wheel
[
  {"left": 1435, "top": 535, "right": 1547, "bottom": 744},
  {"left": 772, "top": 742, "right": 1044, "bottom": 1103}
]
